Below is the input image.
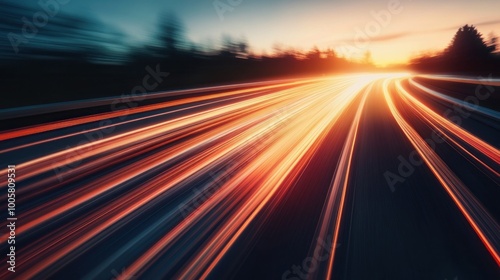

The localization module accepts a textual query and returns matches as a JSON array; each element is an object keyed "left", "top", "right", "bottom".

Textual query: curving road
[{"left": 0, "top": 73, "right": 499, "bottom": 279}]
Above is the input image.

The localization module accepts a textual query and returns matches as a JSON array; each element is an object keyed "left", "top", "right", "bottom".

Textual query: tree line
[
  {"left": 0, "top": 3, "right": 375, "bottom": 108},
  {"left": 0, "top": 3, "right": 498, "bottom": 108}
]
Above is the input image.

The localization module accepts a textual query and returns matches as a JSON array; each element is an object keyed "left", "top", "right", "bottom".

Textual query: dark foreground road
[{"left": 0, "top": 73, "right": 499, "bottom": 279}]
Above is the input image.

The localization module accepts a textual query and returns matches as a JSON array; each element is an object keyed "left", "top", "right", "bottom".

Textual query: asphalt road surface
[{"left": 0, "top": 73, "right": 499, "bottom": 279}]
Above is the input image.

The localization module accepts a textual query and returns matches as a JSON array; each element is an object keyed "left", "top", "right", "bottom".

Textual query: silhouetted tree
[
  {"left": 445, "top": 25, "right": 493, "bottom": 58},
  {"left": 324, "top": 48, "right": 337, "bottom": 60},
  {"left": 306, "top": 46, "right": 321, "bottom": 60},
  {"left": 220, "top": 35, "right": 248, "bottom": 58},
  {"left": 411, "top": 25, "right": 500, "bottom": 74}
]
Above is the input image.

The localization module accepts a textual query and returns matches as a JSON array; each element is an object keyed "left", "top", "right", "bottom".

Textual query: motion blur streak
[
  {"left": 0, "top": 73, "right": 499, "bottom": 279},
  {"left": 397, "top": 80, "right": 499, "bottom": 165},
  {"left": 309, "top": 83, "right": 371, "bottom": 280},
  {"left": 384, "top": 79, "right": 500, "bottom": 267}
]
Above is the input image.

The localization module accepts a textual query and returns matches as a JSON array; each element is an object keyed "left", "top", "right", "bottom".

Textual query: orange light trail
[{"left": 1, "top": 73, "right": 498, "bottom": 279}]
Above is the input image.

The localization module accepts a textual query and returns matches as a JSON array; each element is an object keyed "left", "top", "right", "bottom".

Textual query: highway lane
[
  {"left": 0, "top": 73, "right": 499, "bottom": 279},
  {"left": 326, "top": 77, "right": 499, "bottom": 280}
]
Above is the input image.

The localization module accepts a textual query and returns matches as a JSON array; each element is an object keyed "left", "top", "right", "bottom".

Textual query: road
[{"left": 0, "top": 73, "right": 499, "bottom": 279}]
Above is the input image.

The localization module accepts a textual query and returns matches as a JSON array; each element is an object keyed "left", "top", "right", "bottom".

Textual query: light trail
[
  {"left": 396, "top": 79, "right": 500, "bottom": 175},
  {"left": 0, "top": 73, "right": 498, "bottom": 279}
]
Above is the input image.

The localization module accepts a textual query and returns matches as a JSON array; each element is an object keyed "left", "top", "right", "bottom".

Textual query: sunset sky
[{"left": 35, "top": 0, "right": 500, "bottom": 66}]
